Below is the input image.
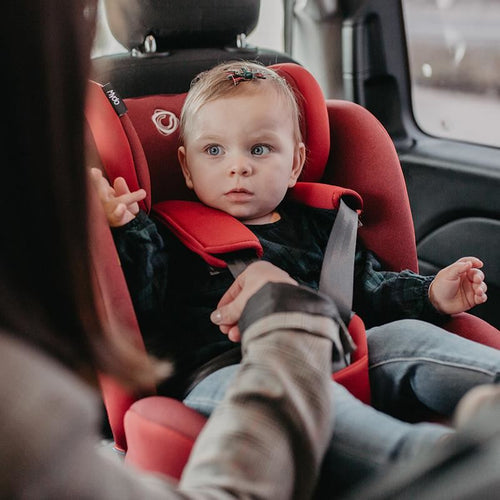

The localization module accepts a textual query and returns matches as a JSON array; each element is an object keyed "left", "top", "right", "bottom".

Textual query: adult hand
[
  {"left": 429, "top": 256, "right": 488, "bottom": 314},
  {"left": 210, "top": 261, "right": 297, "bottom": 342}
]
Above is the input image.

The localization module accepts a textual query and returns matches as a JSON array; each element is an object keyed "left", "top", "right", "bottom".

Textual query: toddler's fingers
[
  {"left": 457, "top": 256, "right": 483, "bottom": 269},
  {"left": 89, "top": 167, "right": 104, "bottom": 182},
  {"left": 89, "top": 167, "right": 101, "bottom": 181},
  {"left": 109, "top": 203, "right": 127, "bottom": 225},
  {"left": 468, "top": 268, "right": 485, "bottom": 284},
  {"left": 473, "top": 281, "right": 488, "bottom": 304},
  {"left": 113, "top": 176, "right": 132, "bottom": 196},
  {"left": 90, "top": 168, "right": 115, "bottom": 201},
  {"left": 442, "top": 258, "right": 481, "bottom": 280},
  {"left": 115, "top": 189, "right": 147, "bottom": 206}
]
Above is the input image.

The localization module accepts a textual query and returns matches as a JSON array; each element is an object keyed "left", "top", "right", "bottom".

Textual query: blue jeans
[{"left": 184, "top": 319, "right": 500, "bottom": 494}]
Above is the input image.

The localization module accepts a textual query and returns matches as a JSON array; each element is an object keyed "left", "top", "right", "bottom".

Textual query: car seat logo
[{"left": 152, "top": 109, "right": 179, "bottom": 136}]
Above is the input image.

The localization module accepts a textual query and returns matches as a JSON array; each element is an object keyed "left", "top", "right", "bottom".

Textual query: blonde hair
[{"left": 179, "top": 61, "right": 303, "bottom": 145}]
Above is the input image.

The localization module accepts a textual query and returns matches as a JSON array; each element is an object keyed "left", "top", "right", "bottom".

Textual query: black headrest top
[{"left": 103, "top": 0, "right": 261, "bottom": 51}]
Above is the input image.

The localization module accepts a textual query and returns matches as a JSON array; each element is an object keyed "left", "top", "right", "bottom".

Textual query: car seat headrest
[
  {"left": 272, "top": 63, "right": 330, "bottom": 182},
  {"left": 103, "top": 0, "right": 261, "bottom": 52}
]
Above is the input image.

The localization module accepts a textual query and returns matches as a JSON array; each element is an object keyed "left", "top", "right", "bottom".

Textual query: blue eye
[
  {"left": 252, "top": 144, "right": 271, "bottom": 156},
  {"left": 206, "top": 145, "right": 222, "bottom": 156}
]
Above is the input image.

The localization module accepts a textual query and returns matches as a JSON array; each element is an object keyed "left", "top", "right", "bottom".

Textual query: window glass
[
  {"left": 402, "top": 0, "right": 500, "bottom": 148},
  {"left": 248, "top": 0, "right": 284, "bottom": 52},
  {"left": 92, "top": 1, "right": 126, "bottom": 57}
]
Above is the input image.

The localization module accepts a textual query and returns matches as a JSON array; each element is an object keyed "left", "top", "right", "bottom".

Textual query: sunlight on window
[
  {"left": 247, "top": 0, "right": 284, "bottom": 52},
  {"left": 92, "top": 0, "right": 125, "bottom": 57},
  {"left": 403, "top": 0, "right": 500, "bottom": 148}
]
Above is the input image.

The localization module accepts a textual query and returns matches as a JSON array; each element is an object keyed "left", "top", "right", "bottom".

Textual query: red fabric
[
  {"left": 443, "top": 313, "right": 500, "bottom": 346},
  {"left": 334, "top": 314, "right": 370, "bottom": 404},
  {"left": 153, "top": 200, "right": 263, "bottom": 268},
  {"left": 87, "top": 180, "right": 154, "bottom": 451},
  {"left": 152, "top": 184, "right": 361, "bottom": 268},
  {"left": 323, "top": 100, "right": 418, "bottom": 273},
  {"left": 86, "top": 63, "right": 498, "bottom": 478},
  {"left": 289, "top": 182, "right": 363, "bottom": 211},
  {"left": 272, "top": 63, "right": 330, "bottom": 182},
  {"left": 125, "top": 93, "right": 193, "bottom": 205},
  {"left": 85, "top": 82, "right": 148, "bottom": 212},
  {"left": 120, "top": 113, "right": 152, "bottom": 213},
  {"left": 124, "top": 397, "right": 206, "bottom": 478}
]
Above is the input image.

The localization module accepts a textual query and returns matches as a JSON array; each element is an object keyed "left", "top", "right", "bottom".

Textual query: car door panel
[{"left": 340, "top": 0, "right": 500, "bottom": 328}]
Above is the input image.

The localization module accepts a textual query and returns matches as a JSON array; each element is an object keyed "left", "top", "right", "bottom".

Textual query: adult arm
[
  {"left": 181, "top": 279, "right": 341, "bottom": 499},
  {"left": 0, "top": 280, "right": 339, "bottom": 499}
]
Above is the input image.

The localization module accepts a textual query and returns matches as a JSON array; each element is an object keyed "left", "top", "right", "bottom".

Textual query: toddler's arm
[
  {"left": 429, "top": 256, "right": 488, "bottom": 315},
  {"left": 90, "top": 168, "right": 146, "bottom": 227}
]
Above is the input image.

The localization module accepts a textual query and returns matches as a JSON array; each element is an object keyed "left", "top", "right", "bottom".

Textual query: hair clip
[{"left": 227, "top": 67, "right": 266, "bottom": 85}]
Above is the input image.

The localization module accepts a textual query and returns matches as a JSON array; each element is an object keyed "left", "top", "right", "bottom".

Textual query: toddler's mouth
[
  {"left": 226, "top": 188, "right": 252, "bottom": 194},
  {"left": 225, "top": 188, "right": 253, "bottom": 201}
]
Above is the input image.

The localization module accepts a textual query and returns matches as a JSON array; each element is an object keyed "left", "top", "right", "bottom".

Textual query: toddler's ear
[
  {"left": 178, "top": 146, "right": 194, "bottom": 189},
  {"left": 288, "top": 142, "right": 306, "bottom": 188}
]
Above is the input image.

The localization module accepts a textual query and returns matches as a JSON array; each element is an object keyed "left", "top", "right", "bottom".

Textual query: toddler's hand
[
  {"left": 90, "top": 168, "right": 146, "bottom": 227},
  {"left": 429, "top": 256, "right": 488, "bottom": 315},
  {"left": 211, "top": 261, "right": 297, "bottom": 342}
]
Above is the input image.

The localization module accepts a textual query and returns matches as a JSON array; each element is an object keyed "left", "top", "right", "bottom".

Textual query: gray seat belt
[
  {"left": 226, "top": 197, "right": 359, "bottom": 368},
  {"left": 319, "top": 198, "right": 359, "bottom": 324},
  {"left": 228, "top": 198, "right": 360, "bottom": 323},
  {"left": 319, "top": 198, "right": 360, "bottom": 368}
]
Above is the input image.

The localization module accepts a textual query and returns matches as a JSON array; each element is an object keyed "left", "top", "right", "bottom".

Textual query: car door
[{"left": 290, "top": 0, "right": 499, "bottom": 328}]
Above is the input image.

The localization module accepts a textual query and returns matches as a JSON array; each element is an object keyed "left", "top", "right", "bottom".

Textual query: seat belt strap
[
  {"left": 227, "top": 258, "right": 256, "bottom": 279},
  {"left": 228, "top": 198, "right": 359, "bottom": 325},
  {"left": 319, "top": 198, "right": 359, "bottom": 324}
]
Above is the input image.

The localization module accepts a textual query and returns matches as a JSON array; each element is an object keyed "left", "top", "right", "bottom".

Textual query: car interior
[{"left": 87, "top": 0, "right": 500, "bottom": 480}]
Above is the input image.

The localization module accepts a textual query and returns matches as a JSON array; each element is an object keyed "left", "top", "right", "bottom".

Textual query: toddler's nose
[{"left": 230, "top": 157, "right": 252, "bottom": 176}]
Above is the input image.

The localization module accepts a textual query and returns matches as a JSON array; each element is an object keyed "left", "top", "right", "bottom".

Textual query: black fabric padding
[
  {"left": 103, "top": 0, "right": 261, "bottom": 50},
  {"left": 91, "top": 48, "right": 296, "bottom": 98}
]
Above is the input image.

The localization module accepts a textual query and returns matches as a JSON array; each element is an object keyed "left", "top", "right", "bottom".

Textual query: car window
[
  {"left": 402, "top": 0, "right": 500, "bottom": 148},
  {"left": 247, "top": 0, "right": 284, "bottom": 52}
]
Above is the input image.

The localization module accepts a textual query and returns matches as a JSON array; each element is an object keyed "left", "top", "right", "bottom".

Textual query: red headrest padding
[
  {"left": 152, "top": 183, "right": 362, "bottom": 269},
  {"left": 85, "top": 81, "right": 151, "bottom": 212},
  {"left": 322, "top": 100, "right": 417, "bottom": 272},
  {"left": 153, "top": 200, "right": 263, "bottom": 268},
  {"left": 125, "top": 93, "right": 192, "bottom": 206},
  {"left": 289, "top": 182, "right": 363, "bottom": 212},
  {"left": 272, "top": 63, "right": 330, "bottom": 182}
]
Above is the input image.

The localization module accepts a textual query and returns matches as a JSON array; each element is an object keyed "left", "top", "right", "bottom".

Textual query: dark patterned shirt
[{"left": 112, "top": 201, "right": 444, "bottom": 396}]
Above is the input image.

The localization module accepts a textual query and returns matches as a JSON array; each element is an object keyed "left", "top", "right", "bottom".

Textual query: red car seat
[
  {"left": 86, "top": 58, "right": 370, "bottom": 447},
  {"left": 86, "top": 0, "right": 499, "bottom": 480},
  {"left": 86, "top": 61, "right": 499, "bottom": 479}
]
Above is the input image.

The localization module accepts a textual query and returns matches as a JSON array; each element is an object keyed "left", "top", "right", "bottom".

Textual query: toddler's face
[{"left": 178, "top": 85, "right": 305, "bottom": 225}]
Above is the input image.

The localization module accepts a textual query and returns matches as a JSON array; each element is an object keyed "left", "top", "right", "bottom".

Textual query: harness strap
[
  {"left": 319, "top": 198, "right": 359, "bottom": 323},
  {"left": 227, "top": 258, "right": 257, "bottom": 279}
]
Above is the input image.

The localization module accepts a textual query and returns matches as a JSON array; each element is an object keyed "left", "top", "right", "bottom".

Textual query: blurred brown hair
[{"left": 0, "top": 0, "right": 157, "bottom": 389}]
